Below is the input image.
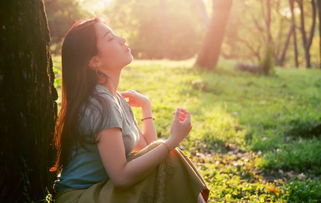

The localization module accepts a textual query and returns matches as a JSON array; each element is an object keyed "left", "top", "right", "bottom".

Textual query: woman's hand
[
  {"left": 165, "top": 108, "right": 192, "bottom": 150},
  {"left": 120, "top": 90, "right": 150, "bottom": 108}
]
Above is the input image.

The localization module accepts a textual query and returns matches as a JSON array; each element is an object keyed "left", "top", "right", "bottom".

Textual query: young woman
[{"left": 50, "top": 17, "right": 209, "bottom": 203}]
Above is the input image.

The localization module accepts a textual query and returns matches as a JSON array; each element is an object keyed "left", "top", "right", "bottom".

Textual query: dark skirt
[{"left": 55, "top": 140, "right": 210, "bottom": 203}]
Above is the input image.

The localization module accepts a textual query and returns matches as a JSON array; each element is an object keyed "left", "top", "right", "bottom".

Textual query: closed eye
[{"left": 103, "top": 31, "right": 114, "bottom": 41}]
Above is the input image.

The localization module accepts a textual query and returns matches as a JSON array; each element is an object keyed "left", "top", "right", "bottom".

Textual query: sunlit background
[
  {"left": 45, "top": 0, "right": 320, "bottom": 68},
  {"left": 45, "top": 0, "right": 321, "bottom": 202}
]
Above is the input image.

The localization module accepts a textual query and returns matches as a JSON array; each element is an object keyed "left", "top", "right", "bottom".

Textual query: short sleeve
[
  {"left": 78, "top": 94, "right": 124, "bottom": 142},
  {"left": 127, "top": 105, "right": 136, "bottom": 121}
]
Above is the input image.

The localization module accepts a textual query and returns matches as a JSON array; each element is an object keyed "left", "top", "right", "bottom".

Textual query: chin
[
  {"left": 125, "top": 53, "right": 134, "bottom": 64},
  {"left": 119, "top": 53, "right": 133, "bottom": 69}
]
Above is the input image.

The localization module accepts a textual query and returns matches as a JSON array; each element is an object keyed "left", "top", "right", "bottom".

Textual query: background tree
[
  {"left": 43, "top": 0, "right": 320, "bottom": 69},
  {"left": 289, "top": 0, "right": 299, "bottom": 67},
  {"left": 296, "top": 0, "right": 317, "bottom": 68},
  {"left": 317, "top": 0, "right": 321, "bottom": 69},
  {"left": 195, "top": 0, "right": 233, "bottom": 70},
  {"left": 0, "top": 0, "right": 57, "bottom": 202},
  {"left": 222, "top": 0, "right": 319, "bottom": 69},
  {"left": 45, "top": 0, "right": 91, "bottom": 54}
]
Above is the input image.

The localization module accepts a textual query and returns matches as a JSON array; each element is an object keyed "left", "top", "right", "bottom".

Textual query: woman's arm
[
  {"left": 131, "top": 130, "right": 148, "bottom": 152},
  {"left": 140, "top": 102, "right": 157, "bottom": 144},
  {"left": 120, "top": 90, "right": 157, "bottom": 144},
  {"left": 97, "top": 127, "right": 175, "bottom": 187},
  {"left": 97, "top": 108, "right": 191, "bottom": 188}
]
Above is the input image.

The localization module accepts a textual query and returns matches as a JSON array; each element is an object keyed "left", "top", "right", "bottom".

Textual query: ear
[{"left": 88, "top": 55, "right": 102, "bottom": 70}]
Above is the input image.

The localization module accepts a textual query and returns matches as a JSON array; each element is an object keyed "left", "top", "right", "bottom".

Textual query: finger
[
  {"left": 179, "top": 112, "right": 186, "bottom": 119},
  {"left": 179, "top": 117, "right": 185, "bottom": 122},
  {"left": 173, "top": 108, "right": 181, "bottom": 114},
  {"left": 173, "top": 108, "right": 185, "bottom": 115},
  {"left": 172, "top": 110, "right": 183, "bottom": 115},
  {"left": 173, "top": 109, "right": 185, "bottom": 118},
  {"left": 128, "top": 89, "right": 137, "bottom": 94},
  {"left": 179, "top": 109, "right": 187, "bottom": 116},
  {"left": 179, "top": 113, "right": 186, "bottom": 121},
  {"left": 183, "top": 111, "right": 191, "bottom": 124},
  {"left": 179, "top": 114, "right": 186, "bottom": 119},
  {"left": 173, "top": 109, "right": 180, "bottom": 121},
  {"left": 120, "top": 91, "right": 132, "bottom": 97},
  {"left": 180, "top": 111, "right": 187, "bottom": 116}
]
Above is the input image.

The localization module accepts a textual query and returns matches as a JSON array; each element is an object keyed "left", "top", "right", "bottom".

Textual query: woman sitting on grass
[{"left": 50, "top": 17, "right": 209, "bottom": 203}]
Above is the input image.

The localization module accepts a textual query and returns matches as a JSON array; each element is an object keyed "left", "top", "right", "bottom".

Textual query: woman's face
[{"left": 92, "top": 22, "right": 133, "bottom": 72}]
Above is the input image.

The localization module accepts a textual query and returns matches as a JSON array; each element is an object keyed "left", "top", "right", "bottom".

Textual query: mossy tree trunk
[{"left": 0, "top": 0, "right": 57, "bottom": 202}]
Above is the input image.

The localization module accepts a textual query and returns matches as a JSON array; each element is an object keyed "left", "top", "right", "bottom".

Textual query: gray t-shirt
[{"left": 54, "top": 84, "right": 140, "bottom": 193}]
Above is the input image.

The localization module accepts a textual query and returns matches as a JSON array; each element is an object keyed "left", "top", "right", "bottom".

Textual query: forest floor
[{"left": 53, "top": 56, "right": 321, "bottom": 202}]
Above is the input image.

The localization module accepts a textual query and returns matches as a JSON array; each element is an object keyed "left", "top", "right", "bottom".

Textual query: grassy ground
[{"left": 52, "top": 56, "right": 321, "bottom": 202}]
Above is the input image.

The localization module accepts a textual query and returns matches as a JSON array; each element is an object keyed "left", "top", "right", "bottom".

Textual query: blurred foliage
[
  {"left": 45, "top": 0, "right": 208, "bottom": 59},
  {"left": 104, "top": 0, "right": 207, "bottom": 59},
  {"left": 45, "top": 0, "right": 320, "bottom": 67},
  {"left": 44, "top": 0, "right": 92, "bottom": 54},
  {"left": 283, "top": 179, "right": 321, "bottom": 202},
  {"left": 223, "top": 0, "right": 320, "bottom": 68},
  {"left": 261, "top": 139, "right": 321, "bottom": 175}
]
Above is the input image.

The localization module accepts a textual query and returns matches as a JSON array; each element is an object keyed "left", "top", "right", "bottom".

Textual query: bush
[{"left": 283, "top": 179, "right": 321, "bottom": 202}]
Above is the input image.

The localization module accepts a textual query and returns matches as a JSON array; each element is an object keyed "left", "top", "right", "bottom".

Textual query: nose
[{"left": 119, "top": 36, "right": 126, "bottom": 44}]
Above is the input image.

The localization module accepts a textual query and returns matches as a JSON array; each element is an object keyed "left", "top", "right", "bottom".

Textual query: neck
[{"left": 98, "top": 69, "right": 121, "bottom": 96}]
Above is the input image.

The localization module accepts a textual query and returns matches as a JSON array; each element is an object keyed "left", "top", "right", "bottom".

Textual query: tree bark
[
  {"left": 195, "top": 0, "right": 233, "bottom": 70},
  {"left": 317, "top": 0, "right": 321, "bottom": 69},
  {"left": 0, "top": 0, "right": 57, "bottom": 202},
  {"left": 262, "top": 0, "right": 273, "bottom": 44},
  {"left": 277, "top": 25, "right": 294, "bottom": 66},
  {"left": 289, "top": 0, "right": 299, "bottom": 68},
  {"left": 297, "top": 0, "right": 317, "bottom": 68}
]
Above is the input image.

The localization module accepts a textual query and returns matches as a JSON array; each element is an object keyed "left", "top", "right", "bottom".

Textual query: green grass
[{"left": 52, "top": 56, "right": 321, "bottom": 202}]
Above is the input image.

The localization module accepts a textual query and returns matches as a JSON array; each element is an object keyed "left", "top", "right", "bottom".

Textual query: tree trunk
[
  {"left": 317, "top": 0, "right": 321, "bottom": 69},
  {"left": 289, "top": 0, "right": 299, "bottom": 68},
  {"left": 277, "top": 25, "right": 294, "bottom": 66},
  {"left": 297, "top": 0, "right": 317, "bottom": 68},
  {"left": 195, "top": 0, "right": 233, "bottom": 70},
  {"left": 0, "top": 1, "right": 57, "bottom": 202},
  {"left": 263, "top": 0, "right": 273, "bottom": 44}
]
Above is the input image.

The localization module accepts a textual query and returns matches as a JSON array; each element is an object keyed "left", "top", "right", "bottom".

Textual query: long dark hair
[{"left": 50, "top": 17, "right": 109, "bottom": 173}]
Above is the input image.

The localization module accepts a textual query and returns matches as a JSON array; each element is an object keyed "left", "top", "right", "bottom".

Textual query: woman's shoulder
[
  {"left": 78, "top": 85, "right": 124, "bottom": 134},
  {"left": 80, "top": 85, "right": 120, "bottom": 117},
  {"left": 93, "top": 84, "right": 115, "bottom": 99}
]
